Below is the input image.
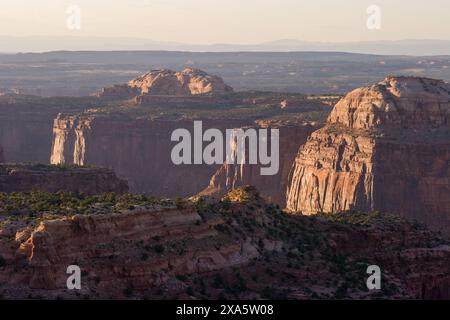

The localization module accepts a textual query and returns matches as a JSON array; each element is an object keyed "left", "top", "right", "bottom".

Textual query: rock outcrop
[
  {"left": 200, "top": 123, "right": 319, "bottom": 206},
  {"left": 51, "top": 115, "right": 252, "bottom": 197},
  {"left": 19, "top": 207, "right": 256, "bottom": 292},
  {"left": 97, "top": 68, "right": 233, "bottom": 101},
  {"left": 316, "top": 211, "right": 450, "bottom": 299},
  {"left": 0, "top": 187, "right": 449, "bottom": 299},
  {"left": 0, "top": 96, "right": 95, "bottom": 163},
  {"left": 0, "top": 163, "right": 128, "bottom": 195},
  {"left": 286, "top": 76, "right": 450, "bottom": 234}
]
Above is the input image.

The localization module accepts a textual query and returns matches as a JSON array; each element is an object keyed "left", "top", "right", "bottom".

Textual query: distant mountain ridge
[{"left": 2, "top": 36, "right": 450, "bottom": 55}]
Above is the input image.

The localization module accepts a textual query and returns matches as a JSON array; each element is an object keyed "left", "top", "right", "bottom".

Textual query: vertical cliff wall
[
  {"left": 287, "top": 130, "right": 376, "bottom": 213},
  {"left": 0, "top": 97, "right": 95, "bottom": 163},
  {"left": 0, "top": 105, "right": 54, "bottom": 163},
  {"left": 51, "top": 115, "right": 253, "bottom": 197},
  {"left": 200, "top": 124, "right": 319, "bottom": 206},
  {"left": 286, "top": 76, "right": 450, "bottom": 234}
]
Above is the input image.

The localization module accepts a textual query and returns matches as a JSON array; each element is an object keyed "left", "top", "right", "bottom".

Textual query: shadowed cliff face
[
  {"left": 286, "top": 76, "right": 450, "bottom": 234},
  {"left": 200, "top": 124, "right": 319, "bottom": 206},
  {"left": 0, "top": 96, "right": 97, "bottom": 163},
  {"left": 50, "top": 87, "right": 331, "bottom": 199},
  {"left": 0, "top": 164, "right": 128, "bottom": 195},
  {"left": 0, "top": 104, "right": 54, "bottom": 163},
  {"left": 51, "top": 115, "right": 253, "bottom": 197}
]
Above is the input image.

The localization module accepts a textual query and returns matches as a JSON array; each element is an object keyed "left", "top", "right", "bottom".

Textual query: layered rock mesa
[
  {"left": 0, "top": 187, "right": 449, "bottom": 299},
  {"left": 51, "top": 115, "right": 252, "bottom": 197},
  {"left": 0, "top": 191, "right": 262, "bottom": 298},
  {"left": 96, "top": 68, "right": 233, "bottom": 102},
  {"left": 18, "top": 208, "right": 255, "bottom": 292},
  {"left": 199, "top": 122, "right": 320, "bottom": 206},
  {"left": 0, "top": 163, "right": 128, "bottom": 195},
  {"left": 286, "top": 76, "right": 450, "bottom": 234}
]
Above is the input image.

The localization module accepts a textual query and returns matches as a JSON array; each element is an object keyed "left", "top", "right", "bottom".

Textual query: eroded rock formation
[
  {"left": 200, "top": 123, "right": 319, "bottom": 206},
  {"left": 51, "top": 115, "right": 252, "bottom": 197},
  {"left": 0, "top": 96, "right": 95, "bottom": 163},
  {"left": 0, "top": 187, "right": 448, "bottom": 299},
  {"left": 97, "top": 68, "right": 233, "bottom": 101},
  {"left": 286, "top": 76, "right": 450, "bottom": 234},
  {"left": 20, "top": 208, "right": 255, "bottom": 291},
  {"left": 0, "top": 163, "right": 128, "bottom": 195}
]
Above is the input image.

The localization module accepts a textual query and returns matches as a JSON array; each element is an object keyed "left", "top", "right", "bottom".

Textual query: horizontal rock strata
[{"left": 286, "top": 76, "right": 450, "bottom": 234}]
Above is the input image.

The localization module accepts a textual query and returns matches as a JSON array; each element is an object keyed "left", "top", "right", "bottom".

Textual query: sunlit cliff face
[{"left": 286, "top": 77, "right": 450, "bottom": 235}]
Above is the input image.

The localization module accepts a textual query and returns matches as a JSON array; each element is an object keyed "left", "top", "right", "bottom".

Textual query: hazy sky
[{"left": 1, "top": 0, "right": 449, "bottom": 43}]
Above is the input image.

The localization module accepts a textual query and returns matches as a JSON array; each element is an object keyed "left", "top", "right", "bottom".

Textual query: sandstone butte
[
  {"left": 286, "top": 76, "right": 450, "bottom": 235},
  {"left": 0, "top": 187, "right": 449, "bottom": 299},
  {"left": 96, "top": 67, "right": 233, "bottom": 101}
]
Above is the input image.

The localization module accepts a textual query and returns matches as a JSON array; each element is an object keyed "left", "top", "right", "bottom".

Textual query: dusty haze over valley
[{"left": 0, "top": 0, "right": 449, "bottom": 304}]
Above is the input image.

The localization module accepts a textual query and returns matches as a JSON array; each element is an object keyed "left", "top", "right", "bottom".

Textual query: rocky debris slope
[
  {"left": 0, "top": 187, "right": 448, "bottom": 299},
  {"left": 97, "top": 68, "right": 233, "bottom": 101},
  {"left": 286, "top": 76, "right": 450, "bottom": 234},
  {"left": 199, "top": 123, "right": 319, "bottom": 206},
  {"left": 0, "top": 163, "right": 128, "bottom": 195}
]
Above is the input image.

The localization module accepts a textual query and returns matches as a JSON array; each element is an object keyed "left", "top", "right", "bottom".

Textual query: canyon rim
[{"left": 1, "top": 1, "right": 450, "bottom": 304}]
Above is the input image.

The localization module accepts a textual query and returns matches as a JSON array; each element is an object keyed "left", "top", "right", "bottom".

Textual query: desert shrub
[
  {"left": 176, "top": 274, "right": 187, "bottom": 281},
  {"left": 335, "top": 283, "right": 348, "bottom": 299},
  {"left": 0, "top": 255, "right": 6, "bottom": 267},
  {"left": 153, "top": 244, "right": 165, "bottom": 254},
  {"left": 213, "top": 274, "right": 225, "bottom": 288},
  {"left": 186, "top": 287, "right": 194, "bottom": 295},
  {"left": 175, "top": 197, "right": 186, "bottom": 209},
  {"left": 318, "top": 211, "right": 402, "bottom": 227},
  {"left": 0, "top": 191, "right": 177, "bottom": 225},
  {"left": 265, "top": 267, "right": 276, "bottom": 276},
  {"left": 123, "top": 287, "right": 134, "bottom": 298}
]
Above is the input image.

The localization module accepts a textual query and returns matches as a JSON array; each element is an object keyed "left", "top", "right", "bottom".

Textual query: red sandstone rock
[
  {"left": 0, "top": 189, "right": 448, "bottom": 299},
  {"left": 200, "top": 124, "right": 319, "bottom": 206},
  {"left": 97, "top": 68, "right": 233, "bottom": 100},
  {"left": 286, "top": 76, "right": 450, "bottom": 234},
  {"left": 51, "top": 115, "right": 252, "bottom": 197}
]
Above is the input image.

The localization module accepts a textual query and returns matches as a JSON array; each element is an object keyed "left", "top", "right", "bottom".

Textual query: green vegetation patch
[
  {"left": 317, "top": 211, "right": 404, "bottom": 227},
  {"left": 0, "top": 191, "right": 178, "bottom": 227}
]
